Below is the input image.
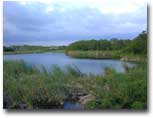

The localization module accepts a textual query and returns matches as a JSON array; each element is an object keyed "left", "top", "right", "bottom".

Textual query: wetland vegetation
[{"left": 3, "top": 60, "right": 147, "bottom": 110}]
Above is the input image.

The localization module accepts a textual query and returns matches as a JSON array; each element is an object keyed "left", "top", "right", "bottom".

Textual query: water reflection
[{"left": 4, "top": 53, "right": 136, "bottom": 75}]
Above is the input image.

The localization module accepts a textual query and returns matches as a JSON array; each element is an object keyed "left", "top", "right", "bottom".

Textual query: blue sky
[{"left": 3, "top": 0, "right": 147, "bottom": 46}]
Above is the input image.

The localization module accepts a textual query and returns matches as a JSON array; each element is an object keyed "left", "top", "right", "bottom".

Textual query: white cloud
[
  {"left": 98, "top": 2, "right": 138, "bottom": 14},
  {"left": 18, "top": 0, "right": 146, "bottom": 15},
  {"left": 4, "top": 0, "right": 147, "bottom": 45},
  {"left": 88, "top": 0, "right": 146, "bottom": 14},
  {"left": 45, "top": 7, "right": 54, "bottom": 13},
  {"left": 19, "top": 1, "right": 27, "bottom": 5}
]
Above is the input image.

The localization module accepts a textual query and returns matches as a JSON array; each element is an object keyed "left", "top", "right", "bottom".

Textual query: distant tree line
[
  {"left": 3, "top": 46, "right": 15, "bottom": 52},
  {"left": 4, "top": 45, "right": 66, "bottom": 52},
  {"left": 66, "top": 31, "right": 147, "bottom": 55}
]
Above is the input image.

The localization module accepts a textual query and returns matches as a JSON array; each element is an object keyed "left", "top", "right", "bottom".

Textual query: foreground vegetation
[
  {"left": 3, "top": 45, "right": 66, "bottom": 54},
  {"left": 66, "top": 31, "right": 147, "bottom": 61},
  {"left": 4, "top": 60, "right": 147, "bottom": 110}
]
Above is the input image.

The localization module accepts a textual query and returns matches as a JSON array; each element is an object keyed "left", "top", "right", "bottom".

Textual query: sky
[{"left": 3, "top": 0, "right": 147, "bottom": 46}]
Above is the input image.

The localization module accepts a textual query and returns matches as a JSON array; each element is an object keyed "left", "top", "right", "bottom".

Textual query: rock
[
  {"left": 79, "top": 94, "right": 95, "bottom": 105},
  {"left": 19, "top": 103, "right": 28, "bottom": 109}
]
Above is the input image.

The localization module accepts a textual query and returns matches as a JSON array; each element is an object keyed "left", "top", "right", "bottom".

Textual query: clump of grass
[{"left": 84, "top": 63, "right": 147, "bottom": 110}]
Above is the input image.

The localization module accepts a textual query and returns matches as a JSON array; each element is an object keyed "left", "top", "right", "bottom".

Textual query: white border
[{"left": 0, "top": 0, "right": 153, "bottom": 118}]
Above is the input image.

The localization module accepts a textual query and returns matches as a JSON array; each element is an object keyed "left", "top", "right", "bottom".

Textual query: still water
[{"left": 4, "top": 53, "right": 135, "bottom": 75}]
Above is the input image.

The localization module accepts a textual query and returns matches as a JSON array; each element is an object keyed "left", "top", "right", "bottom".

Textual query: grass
[
  {"left": 65, "top": 50, "right": 121, "bottom": 59},
  {"left": 66, "top": 50, "right": 147, "bottom": 62},
  {"left": 3, "top": 60, "right": 147, "bottom": 110}
]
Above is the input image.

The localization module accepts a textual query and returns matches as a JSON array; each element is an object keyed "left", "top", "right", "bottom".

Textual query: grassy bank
[
  {"left": 4, "top": 60, "right": 147, "bottom": 110},
  {"left": 66, "top": 50, "right": 146, "bottom": 62},
  {"left": 65, "top": 50, "right": 121, "bottom": 59}
]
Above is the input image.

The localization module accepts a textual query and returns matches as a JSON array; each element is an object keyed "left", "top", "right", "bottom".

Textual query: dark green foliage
[
  {"left": 131, "top": 101, "right": 144, "bottom": 109},
  {"left": 131, "top": 31, "right": 147, "bottom": 54},
  {"left": 110, "top": 38, "right": 131, "bottom": 50},
  {"left": 3, "top": 46, "right": 15, "bottom": 52},
  {"left": 66, "top": 31, "right": 147, "bottom": 56},
  {"left": 66, "top": 39, "right": 112, "bottom": 51},
  {"left": 99, "top": 40, "right": 112, "bottom": 50}
]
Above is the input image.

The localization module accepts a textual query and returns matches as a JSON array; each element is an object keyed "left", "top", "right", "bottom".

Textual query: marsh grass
[
  {"left": 66, "top": 50, "right": 121, "bottom": 59},
  {"left": 66, "top": 50, "right": 146, "bottom": 62},
  {"left": 3, "top": 60, "right": 147, "bottom": 110}
]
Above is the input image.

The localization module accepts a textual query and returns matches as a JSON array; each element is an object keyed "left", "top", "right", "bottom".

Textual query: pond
[{"left": 3, "top": 52, "right": 136, "bottom": 75}]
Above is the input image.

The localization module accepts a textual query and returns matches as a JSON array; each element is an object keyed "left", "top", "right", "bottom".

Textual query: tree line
[
  {"left": 4, "top": 45, "right": 66, "bottom": 52},
  {"left": 66, "top": 31, "right": 147, "bottom": 55}
]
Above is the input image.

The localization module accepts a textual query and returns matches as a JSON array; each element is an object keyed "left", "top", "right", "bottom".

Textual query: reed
[{"left": 3, "top": 60, "right": 147, "bottom": 110}]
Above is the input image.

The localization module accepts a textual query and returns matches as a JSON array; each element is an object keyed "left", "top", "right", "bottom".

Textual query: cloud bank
[{"left": 3, "top": 0, "right": 147, "bottom": 45}]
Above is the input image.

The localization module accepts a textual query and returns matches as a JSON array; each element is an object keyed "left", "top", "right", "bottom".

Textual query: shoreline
[{"left": 3, "top": 50, "right": 147, "bottom": 62}]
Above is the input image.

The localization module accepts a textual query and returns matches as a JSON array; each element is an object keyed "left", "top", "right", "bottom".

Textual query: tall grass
[
  {"left": 3, "top": 60, "right": 147, "bottom": 110},
  {"left": 66, "top": 50, "right": 121, "bottom": 59},
  {"left": 85, "top": 64, "right": 147, "bottom": 109},
  {"left": 66, "top": 50, "right": 146, "bottom": 62}
]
